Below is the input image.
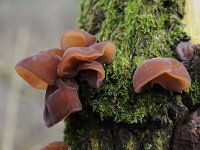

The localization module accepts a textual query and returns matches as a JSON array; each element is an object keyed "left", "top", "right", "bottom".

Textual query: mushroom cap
[
  {"left": 60, "top": 29, "right": 97, "bottom": 50},
  {"left": 57, "top": 47, "right": 102, "bottom": 78},
  {"left": 90, "top": 41, "right": 116, "bottom": 63},
  {"left": 133, "top": 57, "right": 191, "bottom": 93},
  {"left": 176, "top": 42, "right": 195, "bottom": 61},
  {"left": 15, "top": 48, "right": 64, "bottom": 90},
  {"left": 44, "top": 78, "right": 82, "bottom": 128},
  {"left": 41, "top": 141, "right": 68, "bottom": 150},
  {"left": 77, "top": 61, "right": 105, "bottom": 88}
]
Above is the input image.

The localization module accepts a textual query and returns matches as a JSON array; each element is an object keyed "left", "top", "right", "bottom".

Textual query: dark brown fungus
[
  {"left": 41, "top": 141, "right": 68, "bottom": 150},
  {"left": 44, "top": 78, "right": 82, "bottom": 127},
  {"left": 77, "top": 61, "right": 105, "bottom": 88},
  {"left": 60, "top": 29, "right": 97, "bottom": 50},
  {"left": 176, "top": 42, "right": 199, "bottom": 62},
  {"left": 15, "top": 48, "right": 64, "bottom": 89},
  {"left": 172, "top": 109, "right": 200, "bottom": 150},
  {"left": 57, "top": 47, "right": 103, "bottom": 78},
  {"left": 133, "top": 57, "right": 191, "bottom": 93},
  {"left": 90, "top": 41, "right": 116, "bottom": 63}
]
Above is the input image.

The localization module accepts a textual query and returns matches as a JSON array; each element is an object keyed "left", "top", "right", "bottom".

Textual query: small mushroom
[
  {"left": 15, "top": 48, "right": 64, "bottom": 89},
  {"left": 77, "top": 61, "right": 105, "bottom": 88},
  {"left": 44, "top": 78, "right": 82, "bottom": 128},
  {"left": 41, "top": 141, "right": 68, "bottom": 150},
  {"left": 176, "top": 42, "right": 199, "bottom": 67},
  {"left": 57, "top": 47, "right": 103, "bottom": 78},
  {"left": 133, "top": 57, "right": 191, "bottom": 93},
  {"left": 176, "top": 42, "right": 199, "bottom": 61},
  {"left": 90, "top": 41, "right": 116, "bottom": 63},
  {"left": 60, "top": 29, "right": 97, "bottom": 50}
]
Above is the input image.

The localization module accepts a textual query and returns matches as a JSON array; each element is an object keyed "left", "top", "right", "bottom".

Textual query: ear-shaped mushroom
[
  {"left": 44, "top": 78, "right": 82, "bottom": 128},
  {"left": 133, "top": 57, "right": 191, "bottom": 93},
  {"left": 57, "top": 47, "right": 103, "bottom": 78},
  {"left": 60, "top": 29, "right": 97, "bottom": 50},
  {"left": 77, "top": 61, "right": 105, "bottom": 88},
  {"left": 41, "top": 141, "right": 68, "bottom": 150},
  {"left": 90, "top": 42, "right": 116, "bottom": 63},
  {"left": 15, "top": 49, "right": 64, "bottom": 89},
  {"left": 176, "top": 42, "right": 199, "bottom": 62}
]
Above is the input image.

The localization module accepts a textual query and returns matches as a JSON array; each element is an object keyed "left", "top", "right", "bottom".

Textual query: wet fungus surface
[
  {"left": 133, "top": 57, "right": 191, "bottom": 93},
  {"left": 90, "top": 41, "right": 116, "bottom": 64},
  {"left": 60, "top": 29, "right": 97, "bottom": 50},
  {"left": 15, "top": 48, "right": 64, "bottom": 89},
  {"left": 44, "top": 79, "right": 82, "bottom": 128},
  {"left": 57, "top": 47, "right": 102, "bottom": 78},
  {"left": 77, "top": 61, "right": 105, "bottom": 88},
  {"left": 15, "top": 29, "right": 116, "bottom": 127}
]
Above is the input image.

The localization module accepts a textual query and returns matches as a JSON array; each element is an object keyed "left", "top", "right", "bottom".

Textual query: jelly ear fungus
[
  {"left": 133, "top": 57, "right": 191, "bottom": 93},
  {"left": 15, "top": 48, "right": 64, "bottom": 89},
  {"left": 60, "top": 29, "right": 97, "bottom": 50},
  {"left": 57, "top": 47, "right": 102, "bottom": 78},
  {"left": 77, "top": 61, "right": 105, "bottom": 88},
  {"left": 44, "top": 79, "right": 82, "bottom": 128}
]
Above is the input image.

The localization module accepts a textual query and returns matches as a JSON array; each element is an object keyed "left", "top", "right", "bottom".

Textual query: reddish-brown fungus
[
  {"left": 15, "top": 48, "right": 64, "bottom": 89},
  {"left": 90, "top": 41, "right": 116, "bottom": 63},
  {"left": 133, "top": 57, "right": 191, "bottom": 93},
  {"left": 176, "top": 42, "right": 200, "bottom": 67},
  {"left": 60, "top": 29, "right": 96, "bottom": 50},
  {"left": 176, "top": 42, "right": 199, "bottom": 62},
  {"left": 41, "top": 141, "right": 68, "bottom": 150},
  {"left": 44, "top": 78, "right": 82, "bottom": 128},
  {"left": 57, "top": 47, "right": 103, "bottom": 78},
  {"left": 77, "top": 61, "right": 105, "bottom": 88}
]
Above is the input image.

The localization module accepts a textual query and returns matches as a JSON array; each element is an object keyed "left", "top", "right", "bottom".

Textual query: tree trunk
[{"left": 64, "top": 0, "right": 200, "bottom": 149}]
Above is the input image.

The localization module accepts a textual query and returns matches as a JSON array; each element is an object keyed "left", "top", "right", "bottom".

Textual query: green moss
[
  {"left": 64, "top": 110, "right": 115, "bottom": 150},
  {"left": 144, "top": 143, "right": 152, "bottom": 150},
  {"left": 78, "top": 0, "right": 188, "bottom": 125}
]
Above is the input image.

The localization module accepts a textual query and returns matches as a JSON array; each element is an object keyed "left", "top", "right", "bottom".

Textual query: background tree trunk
[{"left": 64, "top": 0, "right": 200, "bottom": 149}]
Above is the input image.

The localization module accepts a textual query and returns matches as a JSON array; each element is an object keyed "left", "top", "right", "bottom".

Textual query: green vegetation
[{"left": 78, "top": 0, "right": 188, "bottom": 124}]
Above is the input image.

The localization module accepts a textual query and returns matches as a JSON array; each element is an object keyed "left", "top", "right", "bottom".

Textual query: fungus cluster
[
  {"left": 15, "top": 29, "right": 116, "bottom": 127},
  {"left": 133, "top": 57, "right": 191, "bottom": 93}
]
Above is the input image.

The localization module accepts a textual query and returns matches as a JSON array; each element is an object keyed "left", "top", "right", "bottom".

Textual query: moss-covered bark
[{"left": 64, "top": 0, "right": 200, "bottom": 149}]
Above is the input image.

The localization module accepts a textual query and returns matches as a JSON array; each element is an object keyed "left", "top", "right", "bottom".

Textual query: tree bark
[{"left": 64, "top": 0, "right": 200, "bottom": 149}]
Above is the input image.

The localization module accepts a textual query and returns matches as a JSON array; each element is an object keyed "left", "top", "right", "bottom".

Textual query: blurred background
[{"left": 0, "top": 0, "right": 80, "bottom": 149}]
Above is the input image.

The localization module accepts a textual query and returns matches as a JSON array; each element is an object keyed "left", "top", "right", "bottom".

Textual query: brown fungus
[
  {"left": 15, "top": 48, "right": 64, "bottom": 90},
  {"left": 44, "top": 78, "right": 82, "bottom": 128},
  {"left": 133, "top": 57, "right": 191, "bottom": 93},
  {"left": 60, "top": 29, "right": 97, "bottom": 50},
  {"left": 57, "top": 47, "right": 103, "bottom": 78},
  {"left": 41, "top": 141, "right": 68, "bottom": 150},
  {"left": 77, "top": 61, "right": 105, "bottom": 88},
  {"left": 176, "top": 42, "right": 200, "bottom": 67},
  {"left": 176, "top": 42, "right": 199, "bottom": 62},
  {"left": 90, "top": 41, "right": 116, "bottom": 64}
]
